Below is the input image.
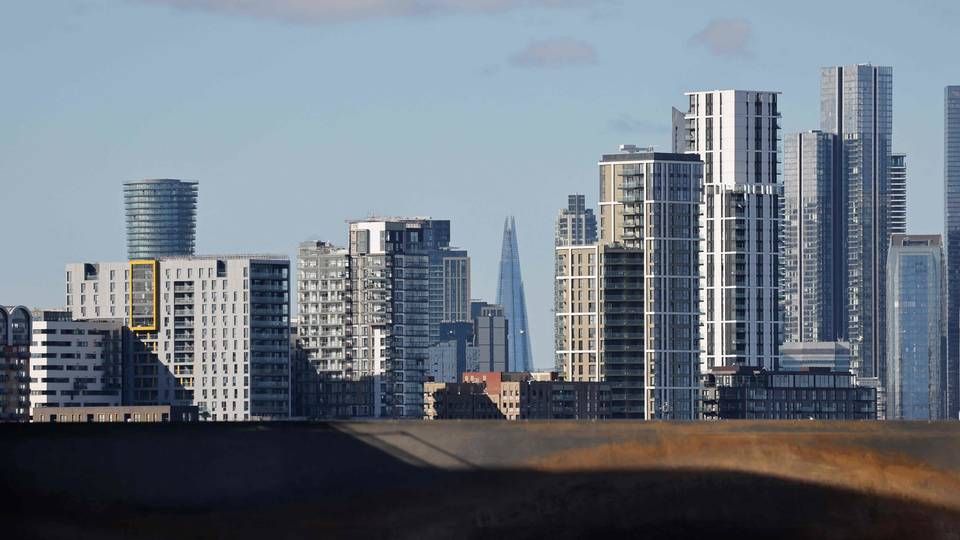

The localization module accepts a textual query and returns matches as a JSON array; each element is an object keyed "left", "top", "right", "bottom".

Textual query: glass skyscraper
[
  {"left": 123, "top": 179, "right": 198, "bottom": 260},
  {"left": 944, "top": 85, "right": 960, "bottom": 419},
  {"left": 886, "top": 234, "right": 945, "bottom": 420},
  {"left": 497, "top": 216, "right": 532, "bottom": 372},
  {"left": 820, "top": 64, "right": 893, "bottom": 384},
  {"left": 782, "top": 131, "right": 840, "bottom": 343}
]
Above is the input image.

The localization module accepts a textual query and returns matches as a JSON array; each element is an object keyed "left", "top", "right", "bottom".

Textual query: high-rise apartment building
[
  {"left": 683, "top": 90, "right": 782, "bottom": 372},
  {"left": 296, "top": 241, "right": 350, "bottom": 376},
  {"left": 347, "top": 218, "right": 451, "bottom": 418},
  {"left": 554, "top": 194, "right": 597, "bottom": 246},
  {"left": 436, "top": 248, "right": 471, "bottom": 327},
  {"left": 554, "top": 244, "right": 599, "bottom": 379},
  {"left": 123, "top": 179, "right": 198, "bottom": 260},
  {"left": 944, "top": 85, "right": 960, "bottom": 419},
  {"left": 671, "top": 107, "right": 687, "bottom": 153},
  {"left": 29, "top": 310, "right": 124, "bottom": 410},
  {"left": 554, "top": 149, "right": 702, "bottom": 417},
  {"left": 782, "top": 131, "right": 840, "bottom": 343},
  {"left": 66, "top": 255, "right": 291, "bottom": 421},
  {"left": 820, "top": 64, "right": 893, "bottom": 384},
  {"left": 295, "top": 219, "right": 468, "bottom": 418},
  {"left": 890, "top": 153, "right": 907, "bottom": 235},
  {"left": 553, "top": 195, "right": 597, "bottom": 376},
  {"left": 497, "top": 216, "right": 532, "bottom": 372},
  {"left": 599, "top": 149, "right": 702, "bottom": 419},
  {"left": 886, "top": 234, "right": 945, "bottom": 420},
  {"left": 0, "top": 305, "right": 31, "bottom": 422}
]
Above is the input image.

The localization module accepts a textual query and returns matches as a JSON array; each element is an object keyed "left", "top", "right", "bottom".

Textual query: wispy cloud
[
  {"left": 608, "top": 114, "right": 667, "bottom": 134},
  {"left": 138, "top": 0, "right": 602, "bottom": 24},
  {"left": 509, "top": 38, "right": 597, "bottom": 68},
  {"left": 688, "top": 18, "right": 752, "bottom": 57}
]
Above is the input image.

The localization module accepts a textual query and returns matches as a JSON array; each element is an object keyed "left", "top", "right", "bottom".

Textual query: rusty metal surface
[
  {"left": 2, "top": 421, "right": 959, "bottom": 539},
  {"left": 341, "top": 420, "right": 960, "bottom": 510}
]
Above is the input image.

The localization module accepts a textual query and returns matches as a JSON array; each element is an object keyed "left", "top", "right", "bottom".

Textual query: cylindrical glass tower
[{"left": 123, "top": 179, "right": 198, "bottom": 259}]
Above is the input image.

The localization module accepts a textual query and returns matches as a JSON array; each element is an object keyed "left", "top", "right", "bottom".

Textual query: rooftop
[{"left": 599, "top": 151, "right": 701, "bottom": 164}]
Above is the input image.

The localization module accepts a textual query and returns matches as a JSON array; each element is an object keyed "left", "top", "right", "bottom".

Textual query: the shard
[{"left": 496, "top": 216, "right": 532, "bottom": 372}]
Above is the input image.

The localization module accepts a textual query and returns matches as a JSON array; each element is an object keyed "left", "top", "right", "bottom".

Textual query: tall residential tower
[
  {"left": 683, "top": 90, "right": 782, "bottom": 372},
  {"left": 123, "top": 179, "right": 198, "bottom": 260},
  {"left": 820, "top": 64, "right": 893, "bottom": 384},
  {"left": 782, "top": 131, "right": 840, "bottom": 343}
]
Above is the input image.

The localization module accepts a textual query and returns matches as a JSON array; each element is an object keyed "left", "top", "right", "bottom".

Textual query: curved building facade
[
  {"left": 1, "top": 305, "right": 32, "bottom": 421},
  {"left": 124, "top": 179, "right": 198, "bottom": 259}
]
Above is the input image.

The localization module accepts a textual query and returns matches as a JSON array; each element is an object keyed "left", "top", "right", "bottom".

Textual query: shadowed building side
[{"left": 945, "top": 85, "right": 960, "bottom": 419}]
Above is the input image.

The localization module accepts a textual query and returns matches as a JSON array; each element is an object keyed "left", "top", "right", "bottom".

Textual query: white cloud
[
  {"left": 689, "top": 18, "right": 752, "bottom": 57},
  {"left": 509, "top": 38, "right": 596, "bottom": 68}
]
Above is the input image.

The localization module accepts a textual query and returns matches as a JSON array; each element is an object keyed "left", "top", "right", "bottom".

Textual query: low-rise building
[
  {"left": 424, "top": 381, "right": 502, "bottom": 419},
  {"left": 32, "top": 405, "right": 198, "bottom": 423},
  {"left": 701, "top": 366, "right": 876, "bottom": 420},
  {"left": 424, "top": 372, "right": 611, "bottom": 420},
  {"left": 779, "top": 341, "right": 852, "bottom": 372}
]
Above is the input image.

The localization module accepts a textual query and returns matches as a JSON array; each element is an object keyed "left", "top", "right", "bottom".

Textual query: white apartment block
[
  {"left": 29, "top": 310, "right": 124, "bottom": 410},
  {"left": 297, "top": 241, "right": 350, "bottom": 375},
  {"left": 682, "top": 90, "right": 782, "bottom": 372},
  {"left": 65, "top": 255, "right": 291, "bottom": 421}
]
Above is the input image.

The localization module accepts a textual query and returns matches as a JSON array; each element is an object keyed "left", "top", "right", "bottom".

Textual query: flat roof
[{"left": 599, "top": 152, "right": 702, "bottom": 163}]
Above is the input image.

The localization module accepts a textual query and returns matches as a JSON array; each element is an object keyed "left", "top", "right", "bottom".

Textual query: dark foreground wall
[{"left": 2, "top": 421, "right": 959, "bottom": 539}]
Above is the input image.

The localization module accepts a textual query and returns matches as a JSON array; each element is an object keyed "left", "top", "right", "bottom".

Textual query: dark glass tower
[
  {"left": 820, "top": 64, "right": 893, "bottom": 385},
  {"left": 496, "top": 216, "right": 532, "bottom": 372},
  {"left": 944, "top": 85, "right": 960, "bottom": 419},
  {"left": 124, "top": 179, "right": 198, "bottom": 260}
]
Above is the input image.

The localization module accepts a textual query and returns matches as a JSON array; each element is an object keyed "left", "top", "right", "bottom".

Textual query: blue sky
[{"left": 2, "top": 0, "right": 958, "bottom": 369}]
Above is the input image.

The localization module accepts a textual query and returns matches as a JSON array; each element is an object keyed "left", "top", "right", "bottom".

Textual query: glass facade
[
  {"left": 124, "top": 179, "right": 198, "bottom": 260},
  {"left": 782, "top": 131, "right": 838, "bottom": 343},
  {"left": 820, "top": 65, "right": 893, "bottom": 384},
  {"left": 886, "top": 235, "right": 945, "bottom": 420},
  {"left": 944, "top": 85, "right": 960, "bottom": 419},
  {"left": 497, "top": 216, "right": 533, "bottom": 372}
]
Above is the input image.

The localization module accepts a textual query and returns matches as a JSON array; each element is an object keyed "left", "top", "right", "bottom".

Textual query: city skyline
[{"left": 2, "top": 1, "right": 959, "bottom": 371}]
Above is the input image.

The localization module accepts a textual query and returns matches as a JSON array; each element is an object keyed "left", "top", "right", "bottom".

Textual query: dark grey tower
[
  {"left": 496, "top": 216, "right": 532, "bottom": 372},
  {"left": 944, "top": 85, "right": 960, "bottom": 419},
  {"left": 124, "top": 179, "right": 198, "bottom": 260}
]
